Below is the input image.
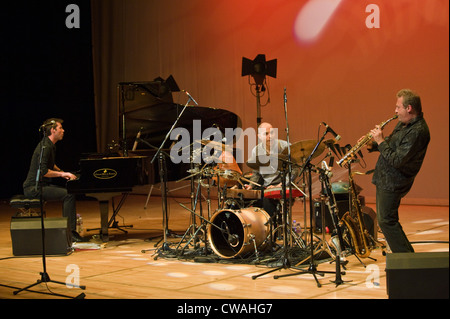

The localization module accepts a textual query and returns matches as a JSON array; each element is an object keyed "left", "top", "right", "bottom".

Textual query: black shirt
[
  {"left": 23, "top": 137, "right": 56, "bottom": 191},
  {"left": 372, "top": 114, "right": 430, "bottom": 194}
]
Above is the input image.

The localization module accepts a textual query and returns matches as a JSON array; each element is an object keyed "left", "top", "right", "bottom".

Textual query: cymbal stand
[{"left": 175, "top": 164, "right": 212, "bottom": 256}]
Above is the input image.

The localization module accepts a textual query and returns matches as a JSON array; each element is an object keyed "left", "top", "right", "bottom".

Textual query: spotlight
[
  {"left": 241, "top": 54, "right": 277, "bottom": 126},
  {"left": 241, "top": 54, "right": 277, "bottom": 86}
]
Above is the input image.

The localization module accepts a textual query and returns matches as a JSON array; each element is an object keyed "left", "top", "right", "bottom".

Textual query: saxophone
[
  {"left": 337, "top": 115, "right": 398, "bottom": 167},
  {"left": 340, "top": 173, "right": 373, "bottom": 258}
]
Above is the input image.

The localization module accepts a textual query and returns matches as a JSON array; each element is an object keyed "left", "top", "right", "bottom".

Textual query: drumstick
[
  {"left": 240, "top": 176, "right": 261, "bottom": 188},
  {"left": 290, "top": 181, "right": 308, "bottom": 198}
]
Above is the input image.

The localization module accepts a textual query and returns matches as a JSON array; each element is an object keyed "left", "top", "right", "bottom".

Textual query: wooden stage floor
[{"left": 0, "top": 193, "right": 448, "bottom": 302}]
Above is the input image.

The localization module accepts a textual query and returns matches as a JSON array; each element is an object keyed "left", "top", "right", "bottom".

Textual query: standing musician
[
  {"left": 244, "top": 122, "right": 298, "bottom": 223},
  {"left": 367, "top": 89, "right": 430, "bottom": 253}
]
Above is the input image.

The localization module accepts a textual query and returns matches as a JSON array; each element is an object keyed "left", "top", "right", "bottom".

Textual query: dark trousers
[
  {"left": 376, "top": 187, "right": 414, "bottom": 253},
  {"left": 253, "top": 197, "right": 280, "bottom": 226},
  {"left": 24, "top": 185, "right": 77, "bottom": 232}
]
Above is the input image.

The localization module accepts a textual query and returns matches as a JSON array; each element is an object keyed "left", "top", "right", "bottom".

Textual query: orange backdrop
[{"left": 92, "top": 0, "right": 449, "bottom": 205}]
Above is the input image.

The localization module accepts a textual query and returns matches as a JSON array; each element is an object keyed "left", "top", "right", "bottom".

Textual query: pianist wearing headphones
[{"left": 23, "top": 118, "right": 83, "bottom": 243}]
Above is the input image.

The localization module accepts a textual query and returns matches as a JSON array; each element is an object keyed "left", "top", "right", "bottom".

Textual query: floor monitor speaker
[
  {"left": 386, "top": 252, "right": 449, "bottom": 299},
  {"left": 10, "top": 217, "right": 72, "bottom": 256}
]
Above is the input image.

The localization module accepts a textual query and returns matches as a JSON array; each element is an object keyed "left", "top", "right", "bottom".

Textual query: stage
[{"left": 0, "top": 192, "right": 448, "bottom": 300}]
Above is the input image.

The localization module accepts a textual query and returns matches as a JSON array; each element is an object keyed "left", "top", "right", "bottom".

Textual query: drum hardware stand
[
  {"left": 295, "top": 164, "right": 309, "bottom": 244},
  {"left": 301, "top": 193, "right": 335, "bottom": 262},
  {"left": 14, "top": 127, "right": 85, "bottom": 299},
  {"left": 175, "top": 164, "right": 215, "bottom": 257}
]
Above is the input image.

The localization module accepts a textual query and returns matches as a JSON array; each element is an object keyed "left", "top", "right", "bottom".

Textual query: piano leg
[
  {"left": 98, "top": 200, "right": 109, "bottom": 242},
  {"left": 88, "top": 193, "right": 122, "bottom": 242}
]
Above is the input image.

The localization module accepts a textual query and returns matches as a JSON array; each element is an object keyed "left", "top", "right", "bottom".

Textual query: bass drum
[{"left": 208, "top": 207, "right": 270, "bottom": 259}]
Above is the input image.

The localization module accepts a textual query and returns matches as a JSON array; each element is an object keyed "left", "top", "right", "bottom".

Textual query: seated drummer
[{"left": 244, "top": 122, "right": 298, "bottom": 223}]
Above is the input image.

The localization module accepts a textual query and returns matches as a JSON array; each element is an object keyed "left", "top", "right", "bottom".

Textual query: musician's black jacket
[
  {"left": 370, "top": 114, "right": 430, "bottom": 194},
  {"left": 23, "top": 136, "right": 56, "bottom": 193}
]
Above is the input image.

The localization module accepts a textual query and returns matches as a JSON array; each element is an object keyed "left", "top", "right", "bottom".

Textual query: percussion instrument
[
  {"left": 226, "top": 188, "right": 261, "bottom": 199},
  {"left": 264, "top": 187, "right": 305, "bottom": 199},
  {"left": 207, "top": 207, "right": 270, "bottom": 259},
  {"left": 284, "top": 139, "right": 333, "bottom": 162},
  {"left": 213, "top": 150, "right": 242, "bottom": 187}
]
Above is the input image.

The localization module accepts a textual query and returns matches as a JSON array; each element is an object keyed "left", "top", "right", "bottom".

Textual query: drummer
[{"left": 244, "top": 122, "right": 298, "bottom": 222}]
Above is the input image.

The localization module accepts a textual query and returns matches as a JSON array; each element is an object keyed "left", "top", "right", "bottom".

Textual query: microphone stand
[
  {"left": 14, "top": 129, "right": 85, "bottom": 298},
  {"left": 320, "top": 165, "right": 351, "bottom": 287},
  {"left": 273, "top": 128, "right": 337, "bottom": 287},
  {"left": 138, "top": 139, "right": 178, "bottom": 252},
  {"left": 251, "top": 88, "right": 297, "bottom": 279},
  {"left": 147, "top": 94, "right": 195, "bottom": 251}
]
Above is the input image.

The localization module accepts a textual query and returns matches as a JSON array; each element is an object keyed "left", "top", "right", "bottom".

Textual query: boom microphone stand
[
  {"left": 251, "top": 88, "right": 297, "bottom": 279},
  {"left": 273, "top": 128, "right": 337, "bottom": 287},
  {"left": 14, "top": 126, "right": 85, "bottom": 298},
  {"left": 143, "top": 92, "right": 197, "bottom": 253}
]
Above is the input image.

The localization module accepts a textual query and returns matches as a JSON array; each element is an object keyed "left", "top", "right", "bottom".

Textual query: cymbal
[
  {"left": 196, "top": 139, "right": 232, "bottom": 152},
  {"left": 286, "top": 139, "right": 332, "bottom": 161}
]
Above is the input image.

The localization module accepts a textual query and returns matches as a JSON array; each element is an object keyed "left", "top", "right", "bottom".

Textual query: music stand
[{"left": 14, "top": 125, "right": 86, "bottom": 298}]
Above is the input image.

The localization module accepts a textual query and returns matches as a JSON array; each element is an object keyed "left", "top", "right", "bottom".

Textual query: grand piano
[{"left": 67, "top": 79, "right": 241, "bottom": 241}]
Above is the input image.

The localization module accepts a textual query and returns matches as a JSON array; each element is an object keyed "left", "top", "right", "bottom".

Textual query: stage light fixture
[
  {"left": 241, "top": 54, "right": 277, "bottom": 126},
  {"left": 241, "top": 54, "right": 277, "bottom": 86}
]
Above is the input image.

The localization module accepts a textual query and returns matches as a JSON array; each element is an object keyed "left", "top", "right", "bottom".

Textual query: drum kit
[{"left": 158, "top": 136, "right": 339, "bottom": 270}]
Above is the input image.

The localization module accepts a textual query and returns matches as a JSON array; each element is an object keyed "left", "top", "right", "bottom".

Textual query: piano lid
[{"left": 119, "top": 82, "right": 241, "bottom": 151}]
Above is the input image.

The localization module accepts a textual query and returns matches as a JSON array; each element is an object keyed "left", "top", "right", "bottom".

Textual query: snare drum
[{"left": 264, "top": 187, "right": 304, "bottom": 199}]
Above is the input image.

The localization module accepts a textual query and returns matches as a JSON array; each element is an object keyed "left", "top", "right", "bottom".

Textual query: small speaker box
[
  {"left": 386, "top": 252, "right": 449, "bottom": 299},
  {"left": 10, "top": 217, "right": 72, "bottom": 256}
]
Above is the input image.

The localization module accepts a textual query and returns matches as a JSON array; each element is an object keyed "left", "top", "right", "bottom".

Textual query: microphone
[
  {"left": 321, "top": 160, "right": 333, "bottom": 178},
  {"left": 182, "top": 90, "right": 199, "bottom": 105},
  {"left": 322, "top": 122, "right": 341, "bottom": 141},
  {"left": 284, "top": 87, "right": 287, "bottom": 103},
  {"left": 228, "top": 234, "right": 239, "bottom": 247},
  {"left": 223, "top": 222, "right": 239, "bottom": 247}
]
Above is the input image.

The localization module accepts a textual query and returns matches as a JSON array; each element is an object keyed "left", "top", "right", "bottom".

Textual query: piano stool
[{"left": 9, "top": 195, "right": 44, "bottom": 217}]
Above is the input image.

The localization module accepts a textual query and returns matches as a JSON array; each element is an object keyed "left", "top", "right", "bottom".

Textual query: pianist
[{"left": 23, "top": 118, "right": 83, "bottom": 242}]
